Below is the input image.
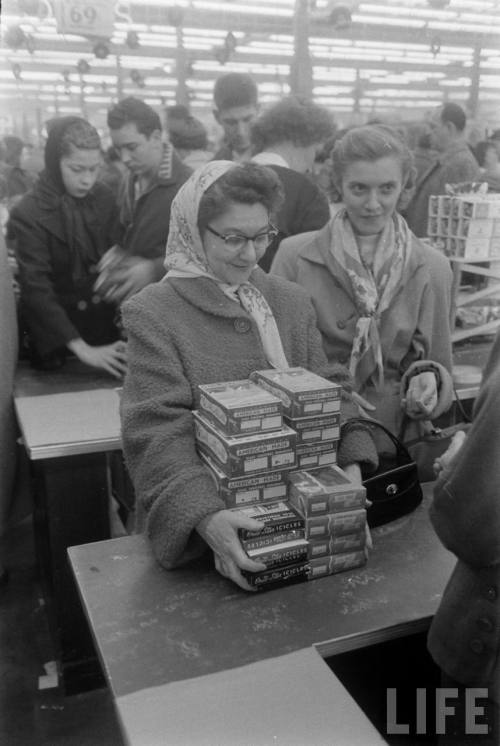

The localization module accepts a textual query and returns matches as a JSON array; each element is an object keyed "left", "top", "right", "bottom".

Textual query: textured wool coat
[
  {"left": 121, "top": 268, "right": 377, "bottom": 569},
  {"left": 271, "top": 225, "right": 454, "bottom": 439},
  {"left": 428, "top": 330, "right": 500, "bottom": 704}
]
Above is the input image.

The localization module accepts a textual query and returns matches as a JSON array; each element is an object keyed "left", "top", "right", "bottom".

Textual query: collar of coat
[
  {"left": 295, "top": 220, "right": 429, "bottom": 296},
  {"left": 166, "top": 266, "right": 274, "bottom": 318}
]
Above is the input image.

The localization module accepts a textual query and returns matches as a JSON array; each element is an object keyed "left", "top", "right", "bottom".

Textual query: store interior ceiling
[{"left": 1, "top": 0, "right": 500, "bottom": 138}]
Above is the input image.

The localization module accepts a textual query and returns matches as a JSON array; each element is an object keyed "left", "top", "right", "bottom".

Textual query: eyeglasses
[{"left": 206, "top": 224, "right": 278, "bottom": 253}]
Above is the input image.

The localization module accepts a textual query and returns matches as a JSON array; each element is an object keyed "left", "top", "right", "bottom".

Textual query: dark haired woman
[
  {"left": 272, "top": 124, "right": 454, "bottom": 447},
  {"left": 8, "top": 117, "right": 127, "bottom": 377},
  {"left": 121, "top": 160, "right": 377, "bottom": 591}
]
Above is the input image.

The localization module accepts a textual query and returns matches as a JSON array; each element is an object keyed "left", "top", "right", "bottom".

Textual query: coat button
[
  {"left": 338, "top": 356, "right": 348, "bottom": 365},
  {"left": 337, "top": 320, "right": 346, "bottom": 330},
  {"left": 485, "top": 586, "right": 497, "bottom": 602},
  {"left": 476, "top": 617, "right": 494, "bottom": 633},
  {"left": 234, "top": 319, "right": 250, "bottom": 333},
  {"left": 470, "top": 639, "right": 485, "bottom": 654},
  {"left": 77, "top": 300, "right": 88, "bottom": 311}
]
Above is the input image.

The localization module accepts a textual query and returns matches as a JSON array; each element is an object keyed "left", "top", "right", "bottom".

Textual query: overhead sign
[{"left": 52, "top": 0, "right": 115, "bottom": 39}]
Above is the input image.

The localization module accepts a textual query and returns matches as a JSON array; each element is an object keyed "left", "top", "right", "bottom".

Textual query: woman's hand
[
  {"left": 401, "top": 371, "right": 438, "bottom": 419},
  {"left": 67, "top": 338, "right": 128, "bottom": 379},
  {"left": 95, "top": 256, "right": 157, "bottom": 304},
  {"left": 196, "top": 509, "right": 267, "bottom": 591},
  {"left": 433, "top": 430, "right": 467, "bottom": 478}
]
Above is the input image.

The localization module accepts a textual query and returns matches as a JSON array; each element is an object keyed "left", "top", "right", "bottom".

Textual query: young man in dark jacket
[{"left": 96, "top": 97, "right": 191, "bottom": 304}]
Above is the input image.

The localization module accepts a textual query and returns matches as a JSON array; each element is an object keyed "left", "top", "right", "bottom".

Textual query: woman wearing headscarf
[
  {"left": 8, "top": 117, "right": 127, "bottom": 377},
  {"left": 272, "top": 125, "right": 454, "bottom": 448},
  {"left": 121, "top": 161, "right": 378, "bottom": 591}
]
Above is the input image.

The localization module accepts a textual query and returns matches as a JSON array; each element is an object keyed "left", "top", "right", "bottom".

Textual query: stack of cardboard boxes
[
  {"left": 427, "top": 193, "right": 500, "bottom": 260},
  {"left": 193, "top": 369, "right": 367, "bottom": 590}
]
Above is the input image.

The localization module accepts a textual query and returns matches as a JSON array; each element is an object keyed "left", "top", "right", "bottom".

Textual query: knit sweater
[{"left": 121, "top": 268, "right": 377, "bottom": 569}]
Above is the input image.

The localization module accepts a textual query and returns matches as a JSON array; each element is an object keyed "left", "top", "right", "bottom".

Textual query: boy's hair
[
  {"left": 213, "top": 73, "right": 258, "bottom": 112},
  {"left": 197, "top": 162, "right": 283, "bottom": 235},
  {"left": 440, "top": 103, "right": 466, "bottom": 133},
  {"left": 107, "top": 97, "right": 162, "bottom": 136}
]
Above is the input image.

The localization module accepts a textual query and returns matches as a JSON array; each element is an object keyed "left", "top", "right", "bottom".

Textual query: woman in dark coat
[{"left": 8, "top": 117, "right": 127, "bottom": 377}]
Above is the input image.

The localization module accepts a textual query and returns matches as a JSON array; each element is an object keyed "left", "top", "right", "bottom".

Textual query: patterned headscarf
[
  {"left": 328, "top": 207, "right": 413, "bottom": 389},
  {"left": 164, "top": 161, "right": 289, "bottom": 369}
]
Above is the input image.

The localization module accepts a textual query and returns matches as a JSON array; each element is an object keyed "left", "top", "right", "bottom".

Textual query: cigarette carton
[
  {"left": 247, "top": 538, "right": 309, "bottom": 570},
  {"left": 240, "top": 528, "right": 305, "bottom": 552},
  {"left": 490, "top": 238, "right": 500, "bottom": 258},
  {"left": 288, "top": 465, "right": 366, "bottom": 517},
  {"left": 193, "top": 411, "right": 296, "bottom": 478},
  {"left": 457, "top": 195, "right": 500, "bottom": 220},
  {"left": 199, "top": 451, "right": 289, "bottom": 508},
  {"left": 307, "top": 531, "right": 366, "bottom": 559},
  {"left": 457, "top": 218, "right": 494, "bottom": 240},
  {"left": 303, "top": 509, "right": 366, "bottom": 540},
  {"left": 250, "top": 368, "right": 341, "bottom": 418},
  {"left": 285, "top": 413, "right": 340, "bottom": 444},
  {"left": 492, "top": 220, "right": 500, "bottom": 238},
  {"left": 308, "top": 550, "right": 366, "bottom": 579},
  {"left": 198, "top": 379, "right": 282, "bottom": 436},
  {"left": 295, "top": 441, "right": 337, "bottom": 470},
  {"left": 243, "top": 561, "right": 309, "bottom": 589},
  {"left": 234, "top": 500, "right": 304, "bottom": 539}
]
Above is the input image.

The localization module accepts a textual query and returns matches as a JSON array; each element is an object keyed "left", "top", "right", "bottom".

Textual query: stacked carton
[
  {"left": 250, "top": 368, "right": 341, "bottom": 471},
  {"left": 193, "top": 379, "right": 308, "bottom": 589},
  {"left": 194, "top": 371, "right": 366, "bottom": 590},
  {"left": 288, "top": 465, "right": 367, "bottom": 579},
  {"left": 427, "top": 194, "right": 500, "bottom": 260}
]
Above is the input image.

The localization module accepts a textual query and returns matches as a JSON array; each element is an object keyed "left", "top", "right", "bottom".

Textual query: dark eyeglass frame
[{"left": 205, "top": 224, "right": 279, "bottom": 250}]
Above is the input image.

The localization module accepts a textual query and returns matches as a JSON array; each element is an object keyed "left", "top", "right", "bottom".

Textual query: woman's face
[
  {"left": 201, "top": 201, "right": 271, "bottom": 285},
  {"left": 340, "top": 156, "right": 404, "bottom": 236},
  {"left": 60, "top": 145, "right": 101, "bottom": 198}
]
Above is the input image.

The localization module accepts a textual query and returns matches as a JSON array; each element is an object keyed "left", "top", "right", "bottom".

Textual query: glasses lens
[
  {"left": 224, "top": 235, "right": 247, "bottom": 251},
  {"left": 253, "top": 233, "right": 272, "bottom": 251}
]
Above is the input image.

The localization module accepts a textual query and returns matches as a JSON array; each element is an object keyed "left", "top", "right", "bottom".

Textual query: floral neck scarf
[
  {"left": 329, "top": 208, "right": 413, "bottom": 389},
  {"left": 164, "top": 161, "right": 289, "bottom": 369}
]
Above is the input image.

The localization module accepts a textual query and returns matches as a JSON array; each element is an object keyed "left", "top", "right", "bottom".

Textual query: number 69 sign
[{"left": 53, "top": 0, "right": 115, "bottom": 38}]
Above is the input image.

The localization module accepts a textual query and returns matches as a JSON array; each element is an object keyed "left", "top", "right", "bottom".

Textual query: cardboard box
[
  {"left": 235, "top": 500, "right": 304, "bottom": 539},
  {"left": 198, "top": 379, "right": 282, "bottom": 436},
  {"left": 295, "top": 441, "right": 337, "bottom": 470},
  {"left": 448, "top": 236, "right": 491, "bottom": 260},
  {"left": 285, "top": 413, "right": 340, "bottom": 445},
  {"left": 193, "top": 411, "right": 296, "bottom": 478},
  {"left": 456, "top": 218, "right": 494, "bottom": 240},
  {"left": 241, "top": 529, "right": 305, "bottom": 552},
  {"left": 307, "top": 532, "right": 366, "bottom": 559},
  {"left": 489, "top": 238, "right": 500, "bottom": 258},
  {"left": 247, "top": 538, "right": 309, "bottom": 570},
  {"left": 243, "top": 561, "right": 309, "bottom": 589},
  {"left": 308, "top": 551, "right": 366, "bottom": 579},
  {"left": 288, "top": 465, "right": 366, "bottom": 517},
  {"left": 250, "top": 368, "right": 341, "bottom": 418},
  {"left": 303, "top": 509, "right": 366, "bottom": 540},
  {"left": 457, "top": 195, "right": 500, "bottom": 220},
  {"left": 200, "top": 451, "right": 289, "bottom": 508}
]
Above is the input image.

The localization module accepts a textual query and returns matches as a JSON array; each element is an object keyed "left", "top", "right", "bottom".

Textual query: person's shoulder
[
  {"left": 412, "top": 235, "right": 451, "bottom": 273},
  {"left": 123, "top": 280, "right": 176, "bottom": 317}
]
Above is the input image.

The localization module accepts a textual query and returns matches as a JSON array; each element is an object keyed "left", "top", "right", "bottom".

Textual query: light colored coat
[
  {"left": 428, "top": 330, "right": 500, "bottom": 703},
  {"left": 271, "top": 223, "right": 453, "bottom": 437}
]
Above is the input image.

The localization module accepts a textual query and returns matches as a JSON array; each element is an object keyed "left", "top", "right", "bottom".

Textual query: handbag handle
[{"left": 343, "top": 417, "right": 414, "bottom": 463}]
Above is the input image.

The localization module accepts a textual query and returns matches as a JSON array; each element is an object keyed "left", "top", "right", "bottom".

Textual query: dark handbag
[{"left": 347, "top": 418, "right": 423, "bottom": 528}]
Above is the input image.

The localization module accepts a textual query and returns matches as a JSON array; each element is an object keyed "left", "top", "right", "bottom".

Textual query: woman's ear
[{"left": 397, "top": 165, "right": 417, "bottom": 212}]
